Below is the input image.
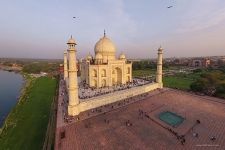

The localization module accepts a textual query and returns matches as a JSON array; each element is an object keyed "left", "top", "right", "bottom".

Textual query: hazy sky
[{"left": 0, "top": 0, "right": 225, "bottom": 59}]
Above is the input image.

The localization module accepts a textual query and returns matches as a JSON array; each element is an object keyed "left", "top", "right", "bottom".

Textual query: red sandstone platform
[{"left": 55, "top": 87, "right": 225, "bottom": 150}]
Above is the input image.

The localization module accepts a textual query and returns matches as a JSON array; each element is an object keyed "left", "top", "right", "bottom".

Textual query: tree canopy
[{"left": 190, "top": 70, "right": 225, "bottom": 97}]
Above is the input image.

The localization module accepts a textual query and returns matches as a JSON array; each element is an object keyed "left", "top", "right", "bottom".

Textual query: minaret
[
  {"left": 156, "top": 46, "right": 163, "bottom": 88},
  {"left": 63, "top": 51, "right": 68, "bottom": 80},
  {"left": 67, "top": 36, "right": 79, "bottom": 116}
]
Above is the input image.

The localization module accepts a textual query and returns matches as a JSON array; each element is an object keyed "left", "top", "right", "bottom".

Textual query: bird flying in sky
[{"left": 167, "top": 6, "right": 173, "bottom": 8}]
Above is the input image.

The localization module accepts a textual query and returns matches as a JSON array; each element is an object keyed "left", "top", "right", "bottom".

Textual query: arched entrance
[
  {"left": 92, "top": 69, "right": 97, "bottom": 77},
  {"left": 112, "top": 67, "right": 122, "bottom": 85},
  {"left": 102, "top": 79, "right": 106, "bottom": 87},
  {"left": 193, "top": 60, "right": 202, "bottom": 67},
  {"left": 127, "top": 76, "right": 130, "bottom": 83},
  {"left": 92, "top": 79, "right": 97, "bottom": 87}
]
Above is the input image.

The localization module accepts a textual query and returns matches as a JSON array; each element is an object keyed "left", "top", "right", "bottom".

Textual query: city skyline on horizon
[
  {"left": 1, "top": 54, "right": 224, "bottom": 61},
  {"left": 0, "top": 0, "right": 225, "bottom": 59}
]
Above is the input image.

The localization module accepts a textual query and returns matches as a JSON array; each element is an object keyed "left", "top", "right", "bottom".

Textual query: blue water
[{"left": 0, "top": 70, "right": 24, "bottom": 127}]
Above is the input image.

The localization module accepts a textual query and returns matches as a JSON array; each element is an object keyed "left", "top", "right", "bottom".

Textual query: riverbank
[
  {"left": 0, "top": 65, "right": 22, "bottom": 72},
  {"left": 0, "top": 73, "right": 33, "bottom": 133},
  {"left": 0, "top": 70, "right": 24, "bottom": 128},
  {"left": 0, "top": 76, "right": 57, "bottom": 149}
]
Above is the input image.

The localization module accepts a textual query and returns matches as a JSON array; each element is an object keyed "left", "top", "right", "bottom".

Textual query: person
[
  {"left": 181, "top": 138, "right": 185, "bottom": 145},
  {"left": 126, "top": 120, "right": 132, "bottom": 126},
  {"left": 193, "top": 132, "right": 198, "bottom": 138},
  {"left": 210, "top": 136, "right": 216, "bottom": 141}
]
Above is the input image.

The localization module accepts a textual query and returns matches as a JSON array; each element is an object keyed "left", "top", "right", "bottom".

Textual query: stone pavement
[{"left": 55, "top": 81, "right": 225, "bottom": 150}]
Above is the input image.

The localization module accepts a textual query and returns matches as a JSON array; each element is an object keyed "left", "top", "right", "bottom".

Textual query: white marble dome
[
  {"left": 67, "top": 36, "right": 76, "bottom": 44},
  {"left": 94, "top": 33, "right": 116, "bottom": 62},
  {"left": 95, "top": 53, "right": 103, "bottom": 60},
  {"left": 119, "top": 53, "right": 126, "bottom": 60},
  {"left": 86, "top": 53, "right": 92, "bottom": 60}
]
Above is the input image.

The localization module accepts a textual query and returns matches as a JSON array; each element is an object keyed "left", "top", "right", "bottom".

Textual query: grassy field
[
  {"left": 132, "top": 69, "right": 156, "bottom": 77},
  {"left": 163, "top": 76, "right": 193, "bottom": 90},
  {"left": 132, "top": 69, "right": 200, "bottom": 90},
  {"left": 163, "top": 72, "right": 202, "bottom": 90},
  {"left": 0, "top": 77, "right": 57, "bottom": 150}
]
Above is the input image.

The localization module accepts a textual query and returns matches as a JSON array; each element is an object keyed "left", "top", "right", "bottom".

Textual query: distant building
[
  {"left": 218, "top": 58, "right": 225, "bottom": 66},
  {"left": 189, "top": 58, "right": 211, "bottom": 68}
]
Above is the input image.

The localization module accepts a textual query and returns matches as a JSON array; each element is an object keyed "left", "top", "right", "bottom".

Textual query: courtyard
[{"left": 55, "top": 88, "right": 225, "bottom": 150}]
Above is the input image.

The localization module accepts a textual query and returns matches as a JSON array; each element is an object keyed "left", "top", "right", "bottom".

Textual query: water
[{"left": 0, "top": 70, "right": 24, "bottom": 127}]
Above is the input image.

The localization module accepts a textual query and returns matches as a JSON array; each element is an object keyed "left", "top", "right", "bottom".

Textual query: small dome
[
  {"left": 119, "top": 53, "right": 126, "bottom": 60},
  {"left": 95, "top": 53, "right": 103, "bottom": 60},
  {"left": 86, "top": 53, "right": 92, "bottom": 60},
  {"left": 158, "top": 46, "right": 163, "bottom": 51},
  {"left": 94, "top": 33, "right": 116, "bottom": 56},
  {"left": 67, "top": 36, "right": 76, "bottom": 44}
]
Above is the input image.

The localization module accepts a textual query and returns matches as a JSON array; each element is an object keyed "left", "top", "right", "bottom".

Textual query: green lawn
[
  {"left": 0, "top": 77, "right": 57, "bottom": 150},
  {"left": 132, "top": 69, "right": 156, "bottom": 77},
  {"left": 163, "top": 76, "right": 193, "bottom": 90},
  {"left": 132, "top": 69, "right": 195, "bottom": 90}
]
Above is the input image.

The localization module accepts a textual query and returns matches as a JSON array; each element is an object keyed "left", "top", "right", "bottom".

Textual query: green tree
[{"left": 190, "top": 71, "right": 225, "bottom": 96}]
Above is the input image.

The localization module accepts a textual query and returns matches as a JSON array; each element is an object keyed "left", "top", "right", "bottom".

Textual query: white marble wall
[{"left": 72, "top": 82, "right": 161, "bottom": 115}]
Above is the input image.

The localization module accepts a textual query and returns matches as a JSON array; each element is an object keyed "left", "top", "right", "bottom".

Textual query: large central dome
[{"left": 94, "top": 32, "right": 116, "bottom": 62}]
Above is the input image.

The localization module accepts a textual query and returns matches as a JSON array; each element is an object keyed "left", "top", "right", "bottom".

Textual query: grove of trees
[
  {"left": 190, "top": 70, "right": 225, "bottom": 97},
  {"left": 22, "top": 62, "right": 60, "bottom": 74},
  {"left": 132, "top": 60, "right": 169, "bottom": 70}
]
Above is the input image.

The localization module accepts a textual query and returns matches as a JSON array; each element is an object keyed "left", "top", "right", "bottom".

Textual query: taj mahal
[
  {"left": 63, "top": 32, "right": 163, "bottom": 116},
  {"left": 55, "top": 34, "right": 225, "bottom": 149},
  {"left": 55, "top": 35, "right": 225, "bottom": 149},
  {"left": 80, "top": 31, "right": 132, "bottom": 88}
]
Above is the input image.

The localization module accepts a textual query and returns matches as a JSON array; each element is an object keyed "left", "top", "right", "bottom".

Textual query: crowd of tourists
[
  {"left": 58, "top": 77, "right": 70, "bottom": 123},
  {"left": 78, "top": 78, "right": 153, "bottom": 99}
]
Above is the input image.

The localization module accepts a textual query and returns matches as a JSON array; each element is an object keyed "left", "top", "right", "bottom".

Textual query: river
[{"left": 0, "top": 70, "right": 24, "bottom": 127}]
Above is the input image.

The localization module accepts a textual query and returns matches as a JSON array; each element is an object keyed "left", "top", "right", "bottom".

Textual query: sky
[{"left": 0, "top": 0, "right": 225, "bottom": 59}]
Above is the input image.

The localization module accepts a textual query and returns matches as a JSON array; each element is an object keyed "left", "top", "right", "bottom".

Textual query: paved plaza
[{"left": 55, "top": 85, "right": 225, "bottom": 150}]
